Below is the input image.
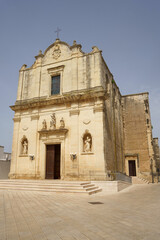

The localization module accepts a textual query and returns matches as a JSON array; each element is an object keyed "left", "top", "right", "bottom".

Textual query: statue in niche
[
  {"left": 83, "top": 133, "right": 92, "bottom": 153},
  {"left": 42, "top": 119, "right": 47, "bottom": 130},
  {"left": 23, "top": 140, "right": 28, "bottom": 154},
  {"left": 60, "top": 118, "right": 65, "bottom": 129},
  {"left": 50, "top": 113, "right": 56, "bottom": 129}
]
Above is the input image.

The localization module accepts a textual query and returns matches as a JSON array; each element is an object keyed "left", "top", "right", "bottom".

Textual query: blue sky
[{"left": 0, "top": 0, "right": 160, "bottom": 152}]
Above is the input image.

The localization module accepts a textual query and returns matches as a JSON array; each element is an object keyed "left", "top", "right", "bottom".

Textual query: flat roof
[{"left": 122, "top": 92, "right": 149, "bottom": 97}]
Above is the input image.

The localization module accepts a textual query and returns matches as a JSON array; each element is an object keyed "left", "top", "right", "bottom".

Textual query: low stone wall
[
  {"left": 91, "top": 181, "right": 132, "bottom": 193},
  {"left": 113, "top": 172, "right": 132, "bottom": 183},
  {"left": 0, "top": 161, "right": 10, "bottom": 179}
]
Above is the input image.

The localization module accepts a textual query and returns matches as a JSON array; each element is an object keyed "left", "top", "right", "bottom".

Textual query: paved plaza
[{"left": 0, "top": 184, "right": 160, "bottom": 240}]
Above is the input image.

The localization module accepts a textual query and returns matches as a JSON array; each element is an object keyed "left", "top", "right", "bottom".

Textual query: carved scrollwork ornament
[{"left": 52, "top": 44, "right": 61, "bottom": 59}]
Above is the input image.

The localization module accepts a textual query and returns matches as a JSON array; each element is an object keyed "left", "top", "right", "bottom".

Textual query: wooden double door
[{"left": 46, "top": 144, "right": 61, "bottom": 179}]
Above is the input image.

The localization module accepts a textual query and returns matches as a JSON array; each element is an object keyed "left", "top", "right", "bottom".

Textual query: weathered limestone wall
[
  {"left": 10, "top": 39, "right": 156, "bottom": 182},
  {"left": 10, "top": 98, "right": 106, "bottom": 180},
  {"left": 16, "top": 41, "right": 102, "bottom": 102},
  {"left": 122, "top": 93, "right": 155, "bottom": 180},
  {"left": 153, "top": 138, "right": 160, "bottom": 172},
  {"left": 10, "top": 40, "right": 112, "bottom": 180},
  {"left": 101, "top": 59, "right": 124, "bottom": 175}
]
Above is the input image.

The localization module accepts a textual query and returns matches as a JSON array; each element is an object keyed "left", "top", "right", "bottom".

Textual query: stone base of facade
[
  {"left": 64, "top": 171, "right": 112, "bottom": 181},
  {"left": 8, "top": 171, "right": 115, "bottom": 181},
  {"left": 8, "top": 173, "right": 43, "bottom": 180},
  {"left": 9, "top": 171, "right": 157, "bottom": 183}
]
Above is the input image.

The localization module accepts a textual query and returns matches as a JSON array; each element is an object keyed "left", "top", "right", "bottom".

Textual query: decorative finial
[
  {"left": 55, "top": 27, "right": 61, "bottom": 39},
  {"left": 39, "top": 50, "right": 42, "bottom": 55},
  {"left": 73, "top": 40, "right": 77, "bottom": 45}
]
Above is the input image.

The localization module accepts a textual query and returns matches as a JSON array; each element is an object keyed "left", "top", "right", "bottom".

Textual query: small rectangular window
[{"left": 51, "top": 75, "right": 60, "bottom": 95}]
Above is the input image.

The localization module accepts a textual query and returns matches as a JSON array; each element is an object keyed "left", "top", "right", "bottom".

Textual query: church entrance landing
[{"left": 46, "top": 144, "right": 61, "bottom": 179}]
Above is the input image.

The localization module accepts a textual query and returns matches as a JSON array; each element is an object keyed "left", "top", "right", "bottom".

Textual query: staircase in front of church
[
  {"left": 0, "top": 180, "right": 102, "bottom": 195},
  {"left": 132, "top": 176, "right": 150, "bottom": 184}
]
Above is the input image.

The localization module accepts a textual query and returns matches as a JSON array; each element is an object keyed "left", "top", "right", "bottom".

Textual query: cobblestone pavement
[{"left": 0, "top": 184, "right": 160, "bottom": 240}]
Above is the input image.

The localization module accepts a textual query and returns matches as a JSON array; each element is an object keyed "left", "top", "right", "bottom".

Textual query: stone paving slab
[{"left": 0, "top": 184, "right": 160, "bottom": 239}]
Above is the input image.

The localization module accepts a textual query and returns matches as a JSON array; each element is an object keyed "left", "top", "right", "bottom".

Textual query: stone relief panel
[{"left": 52, "top": 44, "right": 61, "bottom": 59}]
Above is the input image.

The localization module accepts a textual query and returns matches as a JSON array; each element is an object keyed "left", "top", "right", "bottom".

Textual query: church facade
[{"left": 9, "top": 39, "right": 157, "bottom": 182}]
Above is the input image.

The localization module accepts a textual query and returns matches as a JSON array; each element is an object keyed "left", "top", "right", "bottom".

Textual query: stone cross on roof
[{"left": 55, "top": 27, "right": 61, "bottom": 39}]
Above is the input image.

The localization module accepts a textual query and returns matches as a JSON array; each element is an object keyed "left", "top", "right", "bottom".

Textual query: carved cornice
[
  {"left": 125, "top": 153, "right": 139, "bottom": 158},
  {"left": 38, "top": 128, "right": 68, "bottom": 134},
  {"left": 13, "top": 116, "right": 21, "bottom": 122},
  {"left": 10, "top": 87, "right": 106, "bottom": 112},
  {"left": 38, "top": 129, "right": 68, "bottom": 140},
  {"left": 47, "top": 65, "right": 65, "bottom": 75}
]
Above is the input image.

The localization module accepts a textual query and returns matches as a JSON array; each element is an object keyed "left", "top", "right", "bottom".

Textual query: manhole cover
[{"left": 88, "top": 202, "right": 104, "bottom": 205}]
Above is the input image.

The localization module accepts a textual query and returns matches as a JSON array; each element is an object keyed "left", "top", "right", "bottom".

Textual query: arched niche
[
  {"left": 82, "top": 130, "right": 92, "bottom": 153},
  {"left": 20, "top": 136, "right": 28, "bottom": 155}
]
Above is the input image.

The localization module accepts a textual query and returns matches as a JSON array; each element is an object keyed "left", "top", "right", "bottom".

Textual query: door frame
[
  {"left": 125, "top": 154, "right": 139, "bottom": 177},
  {"left": 45, "top": 144, "right": 61, "bottom": 179},
  {"left": 44, "top": 141, "right": 63, "bottom": 180},
  {"left": 38, "top": 128, "right": 68, "bottom": 180},
  {"left": 128, "top": 160, "right": 136, "bottom": 176}
]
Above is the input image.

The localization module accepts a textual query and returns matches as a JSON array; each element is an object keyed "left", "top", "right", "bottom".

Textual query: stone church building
[{"left": 9, "top": 39, "right": 157, "bottom": 182}]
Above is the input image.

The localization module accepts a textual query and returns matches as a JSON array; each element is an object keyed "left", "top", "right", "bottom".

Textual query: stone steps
[
  {"left": 0, "top": 180, "right": 102, "bottom": 195},
  {"left": 132, "top": 177, "right": 149, "bottom": 184}
]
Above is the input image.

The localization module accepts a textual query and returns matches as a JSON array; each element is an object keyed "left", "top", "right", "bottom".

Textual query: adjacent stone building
[
  {"left": 9, "top": 39, "right": 158, "bottom": 182},
  {"left": 153, "top": 138, "right": 160, "bottom": 174},
  {"left": 0, "top": 146, "right": 11, "bottom": 179},
  {"left": 0, "top": 146, "right": 11, "bottom": 161}
]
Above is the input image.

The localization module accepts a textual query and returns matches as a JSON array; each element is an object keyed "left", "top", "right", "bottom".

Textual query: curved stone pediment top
[
  {"left": 42, "top": 39, "right": 72, "bottom": 64},
  {"left": 42, "top": 39, "right": 86, "bottom": 64},
  {"left": 19, "top": 39, "right": 102, "bottom": 71}
]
